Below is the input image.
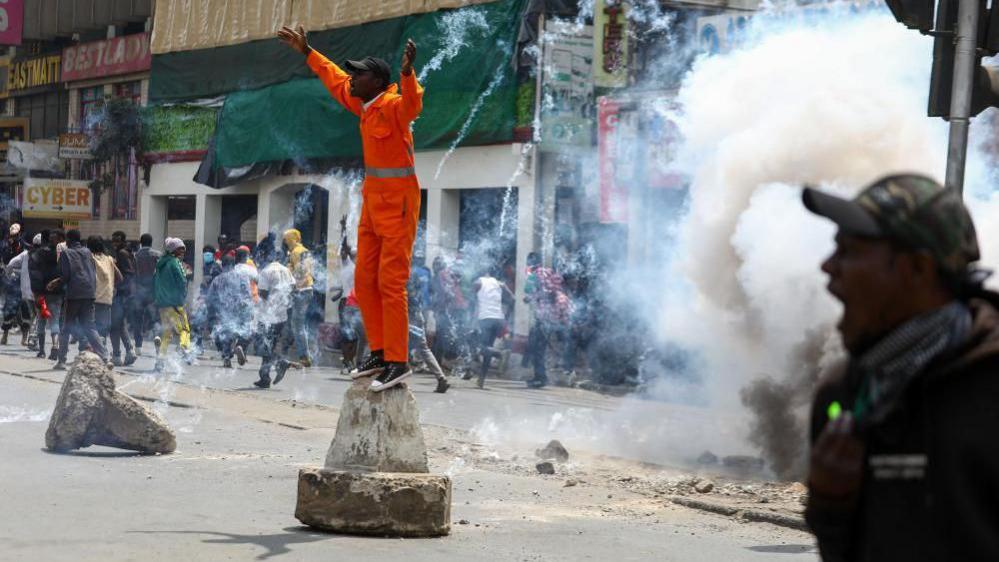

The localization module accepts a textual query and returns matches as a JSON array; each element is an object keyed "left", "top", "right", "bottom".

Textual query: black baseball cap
[{"left": 344, "top": 56, "right": 391, "bottom": 84}]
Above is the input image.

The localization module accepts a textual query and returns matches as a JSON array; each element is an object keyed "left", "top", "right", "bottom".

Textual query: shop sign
[
  {"left": 62, "top": 32, "right": 152, "bottom": 82},
  {"left": 597, "top": 96, "right": 629, "bottom": 223},
  {"left": 9, "top": 54, "right": 61, "bottom": 92},
  {"left": 594, "top": 0, "right": 629, "bottom": 88},
  {"left": 7, "top": 140, "right": 61, "bottom": 172},
  {"left": 22, "top": 179, "right": 92, "bottom": 220},
  {"left": 0, "top": 0, "right": 23, "bottom": 46},
  {"left": 541, "top": 21, "right": 594, "bottom": 151},
  {"left": 58, "top": 133, "right": 93, "bottom": 160}
]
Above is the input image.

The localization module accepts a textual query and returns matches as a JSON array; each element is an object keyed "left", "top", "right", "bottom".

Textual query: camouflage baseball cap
[{"left": 802, "top": 173, "right": 980, "bottom": 275}]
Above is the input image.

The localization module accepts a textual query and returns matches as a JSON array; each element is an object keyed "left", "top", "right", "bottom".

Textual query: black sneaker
[
  {"left": 35, "top": 350, "right": 45, "bottom": 359},
  {"left": 48, "top": 347, "right": 58, "bottom": 361},
  {"left": 53, "top": 361, "right": 66, "bottom": 371},
  {"left": 223, "top": 358, "right": 233, "bottom": 369},
  {"left": 351, "top": 353, "right": 387, "bottom": 379},
  {"left": 434, "top": 378, "right": 450, "bottom": 394},
  {"left": 369, "top": 363, "right": 411, "bottom": 392},
  {"left": 123, "top": 353, "right": 138, "bottom": 366},
  {"left": 253, "top": 378, "right": 271, "bottom": 389},
  {"left": 235, "top": 345, "right": 246, "bottom": 366},
  {"left": 112, "top": 355, "right": 123, "bottom": 366},
  {"left": 526, "top": 377, "right": 547, "bottom": 389},
  {"left": 273, "top": 359, "right": 299, "bottom": 385}
]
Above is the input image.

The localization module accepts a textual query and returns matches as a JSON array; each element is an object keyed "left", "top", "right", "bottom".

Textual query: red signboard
[
  {"left": 62, "top": 33, "right": 151, "bottom": 82},
  {"left": 598, "top": 97, "right": 628, "bottom": 223},
  {"left": 0, "top": 0, "right": 23, "bottom": 46}
]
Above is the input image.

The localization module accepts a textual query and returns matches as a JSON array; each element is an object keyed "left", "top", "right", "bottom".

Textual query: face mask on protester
[{"left": 204, "top": 252, "right": 214, "bottom": 266}]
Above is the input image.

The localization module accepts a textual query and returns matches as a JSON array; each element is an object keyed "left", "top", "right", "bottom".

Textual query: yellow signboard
[
  {"left": 22, "top": 179, "right": 93, "bottom": 220},
  {"left": 9, "top": 54, "right": 61, "bottom": 92},
  {"left": 594, "top": 0, "right": 629, "bottom": 88}
]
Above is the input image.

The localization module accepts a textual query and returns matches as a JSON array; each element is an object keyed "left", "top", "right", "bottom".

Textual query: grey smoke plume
[{"left": 661, "top": 7, "right": 999, "bottom": 478}]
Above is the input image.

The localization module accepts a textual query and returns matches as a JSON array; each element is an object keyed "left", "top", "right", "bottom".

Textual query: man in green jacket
[{"left": 153, "top": 237, "right": 191, "bottom": 371}]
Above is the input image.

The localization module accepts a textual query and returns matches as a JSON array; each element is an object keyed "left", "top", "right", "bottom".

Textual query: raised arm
[
  {"left": 278, "top": 25, "right": 362, "bottom": 116},
  {"left": 396, "top": 39, "right": 424, "bottom": 124}
]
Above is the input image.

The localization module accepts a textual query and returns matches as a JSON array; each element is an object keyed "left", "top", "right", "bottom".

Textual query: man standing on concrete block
[{"left": 279, "top": 26, "right": 423, "bottom": 392}]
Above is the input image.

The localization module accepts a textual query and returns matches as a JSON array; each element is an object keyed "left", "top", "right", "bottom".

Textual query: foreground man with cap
[
  {"left": 279, "top": 26, "right": 423, "bottom": 392},
  {"left": 802, "top": 174, "right": 999, "bottom": 561}
]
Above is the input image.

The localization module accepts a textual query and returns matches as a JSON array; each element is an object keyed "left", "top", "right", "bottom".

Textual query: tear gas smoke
[
  {"left": 468, "top": 5, "right": 999, "bottom": 481},
  {"left": 660, "top": 7, "right": 999, "bottom": 479},
  {"left": 419, "top": 8, "right": 491, "bottom": 82},
  {"left": 0, "top": 405, "right": 51, "bottom": 423}
]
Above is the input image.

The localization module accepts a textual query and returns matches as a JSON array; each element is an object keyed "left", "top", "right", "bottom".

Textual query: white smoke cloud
[{"left": 655, "top": 7, "right": 999, "bottom": 476}]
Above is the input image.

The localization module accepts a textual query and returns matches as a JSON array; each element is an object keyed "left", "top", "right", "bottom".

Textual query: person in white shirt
[
  {"left": 472, "top": 268, "right": 514, "bottom": 389},
  {"left": 253, "top": 251, "right": 300, "bottom": 388},
  {"left": 3, "top": 245, "right": 32, "bottom": 346}
]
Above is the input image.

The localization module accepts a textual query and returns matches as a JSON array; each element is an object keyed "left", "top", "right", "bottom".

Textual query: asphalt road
[
  {"left": 0, "top": 346, "right": 819, "bottom": 561},
  {"left": 0, "top": 344, "right": 760, "bottom": 469}
]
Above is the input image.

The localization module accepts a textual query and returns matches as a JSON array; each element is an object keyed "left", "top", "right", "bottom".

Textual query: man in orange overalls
[{"left": 279, "top": 26, "right": 423, "bottom": 392}]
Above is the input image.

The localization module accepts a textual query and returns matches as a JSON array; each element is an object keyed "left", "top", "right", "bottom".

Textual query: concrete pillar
[
  {"left": 324, "top": 182, "right": 341, "bottom": 323},
  {"left": 513, "top": 184, "right": 535, "bottom": 337},
  {"left": 193, "top": 193, "right": 221, "bottom": 295},
  {"left": 139, "top": 194, "right": 168, "bottom": 251},
  {"left": 256, "top": 184, "right": 273, "bottom": 242},
  {"left": 438, "top": 189, "right": 460, "bottom": 256},
  {"left": 512, "top": 148, "right": 541, "bottom": 337},
  {"left": 425, "top": 187, "right": 444, "bottom": 266}
]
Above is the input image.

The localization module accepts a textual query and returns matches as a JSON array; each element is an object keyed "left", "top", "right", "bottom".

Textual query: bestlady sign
[{"left": 62, "top": 33, "right": 151, "bottom": 82}]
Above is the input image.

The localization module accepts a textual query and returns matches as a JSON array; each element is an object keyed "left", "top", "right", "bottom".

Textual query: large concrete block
[
  {"left": 324, "top": 381, "right": 428, "bottom": 473},
  {"left": 295, "top": 468, "right": 451, "bottom": 537},
  {"left": 45, "top": 352, "right": 176, "bottom": 454}
]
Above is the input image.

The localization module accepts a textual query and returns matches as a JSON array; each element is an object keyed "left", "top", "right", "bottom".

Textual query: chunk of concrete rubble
[
  {"left": 694, "top": 479, "right": 715, "bottom": 494},
  {"left": 536, "top": 461, "right": 555, "bottom": 475},
  {"left": 696, "top": 451, "right": 719, "bottom": 465},
  {"left": 722, "top": 455, "right": 765, "bottom": 471},
  {"left": 45, "top": 352, "right": 176, "bottom": 454},
  {"left": 535, "top": 439, "right": 570, "bottom": 462},
  {"left": 325, "top": 382, "right": 428, "bottom": 473},
  {"left": 296, "top": 469, "right": 451, "bottom": 537},
  {"left": 296, "top": 380, "right": 450, "bottom": 537}
]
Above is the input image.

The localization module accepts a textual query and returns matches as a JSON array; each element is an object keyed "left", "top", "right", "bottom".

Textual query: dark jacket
[
  {"left": 59, "top": 241, "right": 97, "bottom": 301},
  {"left": 154, "top": 253, "right": 187, "bottom": 308},
  {"left": 806, "top": 295, "right": 999, "bottom": 562},
  {"left": 135, "top": 246, "right": 161, "bottom": 293},
  {"left": 114, "top": 246, "right": 136, "bottom": 297},
  {"left": 29, "top": 245, "right": 61, "bottom": 296}
]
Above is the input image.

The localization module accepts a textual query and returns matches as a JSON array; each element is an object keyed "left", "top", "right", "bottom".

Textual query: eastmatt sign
[
  {"left": 62, "top": 33, "right": 151, "bottom": 82},
  {"left": 22, "top": 179, "right": 93, "bottom": 220}
]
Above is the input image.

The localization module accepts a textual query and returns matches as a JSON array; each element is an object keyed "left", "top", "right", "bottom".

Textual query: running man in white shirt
[
  {"left": 254, "top": 250, "right": 301, "bottom": 388},
  {"left": 473, "top": 268, "right": 514, "bottom": 389}
]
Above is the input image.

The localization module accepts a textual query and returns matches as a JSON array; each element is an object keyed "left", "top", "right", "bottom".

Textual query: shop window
[
  {"left": 17, "top": 89, "right": 69, "bottom": 140},
  {"left": 109, "top": 149, "right": 139, "bottom": 220},
  {"left": 113, "top": 81, "right": 142, "bottom": 106},
  {"left": 79, "top": 86, "right": 105, "bottom": 132}
]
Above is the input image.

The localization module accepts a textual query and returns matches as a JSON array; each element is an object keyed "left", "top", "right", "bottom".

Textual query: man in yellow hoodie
[{"left": 283, "top": 229, "right": 315, "bottom": 366}]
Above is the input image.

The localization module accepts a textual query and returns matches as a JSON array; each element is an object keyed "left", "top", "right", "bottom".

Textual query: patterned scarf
[{"left": 853, "top": 301, "right": 972, "bottom": 426}]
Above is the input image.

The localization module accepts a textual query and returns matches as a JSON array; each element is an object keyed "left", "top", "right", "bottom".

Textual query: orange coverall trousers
[{"left": 354, "top": 184, "right": 421, "bottom": 363}]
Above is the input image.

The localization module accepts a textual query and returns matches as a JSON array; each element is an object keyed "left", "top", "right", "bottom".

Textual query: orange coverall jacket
[{"left": 307, "top": 49, "right": 424, "bottom": 363}]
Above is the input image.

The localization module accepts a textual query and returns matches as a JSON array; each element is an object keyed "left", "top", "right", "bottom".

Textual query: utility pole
[{"left": 945, "top": 0, "right": 981, "bottom": 194}]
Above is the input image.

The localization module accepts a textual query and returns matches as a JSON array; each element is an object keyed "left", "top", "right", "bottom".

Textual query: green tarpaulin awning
[{"left": 149, "top": 0, "right": 527, "bottom": 169}]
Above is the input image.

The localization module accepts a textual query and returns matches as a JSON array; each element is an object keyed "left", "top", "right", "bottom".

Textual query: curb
[{"left": 669, "top": 496, "right": 808, "bottom": 532}]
